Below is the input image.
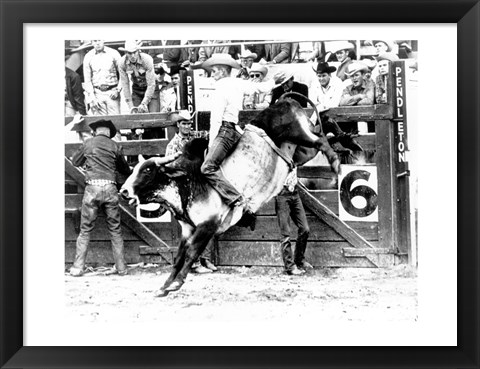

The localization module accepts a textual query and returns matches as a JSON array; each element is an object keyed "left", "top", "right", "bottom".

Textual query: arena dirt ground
[{"left": 65, "top": 264, "right": 417, "bottom": 323}]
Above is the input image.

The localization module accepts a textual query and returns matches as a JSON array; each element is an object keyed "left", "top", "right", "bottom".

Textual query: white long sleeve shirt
[{"left": 209, "top": 76, "right": 275, "bottom": 145}]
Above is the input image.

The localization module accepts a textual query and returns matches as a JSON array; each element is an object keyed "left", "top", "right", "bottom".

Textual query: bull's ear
[
  {"left": 138, "top": 155, "right": 146, "bottom": 163},
  {"left": 162, "top": 166, "right": 187, "bottom": 178}
]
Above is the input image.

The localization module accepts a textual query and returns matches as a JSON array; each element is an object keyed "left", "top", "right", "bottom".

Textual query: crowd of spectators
[{"left": 65, "top": 39, "right": 417, "bottom": 125}]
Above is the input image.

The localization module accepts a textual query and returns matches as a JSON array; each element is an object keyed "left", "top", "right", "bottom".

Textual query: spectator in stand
[
  {"left": 270, "top": 71, "right": 309, "bottom": 107},
  {"left": 330, "top": 41, "right": 355, "bottom": 82},
  {"left": 181, "top": 40, "right": 203, "bottom": 68},
  {"left": 83, "top": 40, "right": 122, "bottom": 116},
  {"left": 145, "top": 40, "right": 185, "bottom": 68},
  {"left": 339, "top": 61, "right": 375, "bottom": 106},
  {"left": 375, "top": 52, "right": 399, "bottom": 104},
  {"left": 306, "top": 41, "right": 326, "bottom": 62},
  {"left": 169, "top": 65, "right": 187, "bottom": 110},
  {"left": 65, "top": 49, "right": 87, "bottom": 118},
  {"left": 243, "top": 42, "right": 266, "bottom": 62},
  {"left": 310, "top": 62, "right": 363, "bottom": 152},
  {"left": 237, "top": 50, "right": 257, "bottom": 79},
  {"left": 158, "top": 73, "right": 177, "bottom": 113},
  {"left": 198, "top": 40, "right": 239, "bottom": 62},
  {"left": 310, "top": 62, "right": 343, "bottom": 112},
  {"left": 243, "top": 64, "right": 271, "bottom": 109},
  {"left": 119, "top": 40, "right": 157, "bottom": 114},
  {"left": 265, "top": 42, "right": 292, "bottom": 64},
  {"left": 373, "top": 40, "right": 394, "bottom": 56}
]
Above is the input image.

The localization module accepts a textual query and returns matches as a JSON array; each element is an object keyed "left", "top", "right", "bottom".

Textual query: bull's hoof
[
  {"left": 154, "top": 288, "right": 170, "bottom": 298},
  {"left": 165, "top": 281, "right": 183, "bottom": 292}
]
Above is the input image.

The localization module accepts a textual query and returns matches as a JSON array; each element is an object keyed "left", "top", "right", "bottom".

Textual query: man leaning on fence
[{"left": 69, "top": 119, "right": 132, "bottom": 277}]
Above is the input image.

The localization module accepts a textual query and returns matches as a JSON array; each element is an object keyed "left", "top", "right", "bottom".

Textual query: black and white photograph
[
  {"left": 17, "top": 22, "right": 461, "bottom": 352},
  {"left": 62, "top": 37, "right": 420, "bottom": 324}
]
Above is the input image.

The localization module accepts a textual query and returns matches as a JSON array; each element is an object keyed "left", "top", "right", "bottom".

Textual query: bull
[{"left": 120, "top": 98, "right": 339, "bottom": 297}]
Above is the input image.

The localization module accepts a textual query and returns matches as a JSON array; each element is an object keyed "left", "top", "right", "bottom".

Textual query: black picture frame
[{"left": 1, "top": 1, "right": 478, "bottom": 368}]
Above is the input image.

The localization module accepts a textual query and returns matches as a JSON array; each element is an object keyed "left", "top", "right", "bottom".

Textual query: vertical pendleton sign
[
  {"left": 179, "top": 69, "right": 197, "bottom": 128},
  {"left": 392, "top": 60, "right": 412, "bottom": 258}
]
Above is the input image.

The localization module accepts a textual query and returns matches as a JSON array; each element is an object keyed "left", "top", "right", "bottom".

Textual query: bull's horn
[
  {"left": 152, "top": 152, "right": 181, "bottom": 166},
  {"left": 138, "top": 154, "right": 146, "bottom": 163}
]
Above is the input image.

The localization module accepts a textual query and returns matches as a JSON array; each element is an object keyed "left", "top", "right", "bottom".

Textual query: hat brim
[
  {"left": 201, "top": 58, "right": 240, "bottom": 71},
  {"left": 273, "top": 72, "right": 295, "bottom": 89},
  {"left": 312, "top": 66, "right": 337, "bottom": 74},
  {"left": 89, "top": 120, "right": 117, "bottom": 138},
  {"left": 345, "top": 68, "right": 368, "bottom": 77},
  {"left": 118, "top": 47, "right": 140, "bottom": 53}
]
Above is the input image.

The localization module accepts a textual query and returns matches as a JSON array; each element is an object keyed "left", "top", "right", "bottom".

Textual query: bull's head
[{"left": 120, "top": 153, "right": 186, "bottom": 214}]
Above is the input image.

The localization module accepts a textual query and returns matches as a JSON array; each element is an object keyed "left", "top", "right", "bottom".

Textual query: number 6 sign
[{"left": 338, "top": 165, "right": 378, "bottom": 222}]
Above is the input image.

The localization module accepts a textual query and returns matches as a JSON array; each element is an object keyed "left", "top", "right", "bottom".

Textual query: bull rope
[{"left": 243, "top": 125, "right": 295, "bottom": 171}]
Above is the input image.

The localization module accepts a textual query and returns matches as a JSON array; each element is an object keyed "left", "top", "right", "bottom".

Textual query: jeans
[
  {"left": 73, "top": 184, "right": 127, "bottom": 272},
  {"left": 275, "top": 187, "right": 310, "bottom": 271},
  {"left": 201, "top": 122, "right": 243, "bottom": 206}
]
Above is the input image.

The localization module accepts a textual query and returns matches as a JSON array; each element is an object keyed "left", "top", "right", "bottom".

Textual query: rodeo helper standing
[{"left": 69, "top": 119, "right": 132, "bottom": 277}]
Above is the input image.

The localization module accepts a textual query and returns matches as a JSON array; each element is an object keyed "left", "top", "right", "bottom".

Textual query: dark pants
[
  {"left": 275, "top": 187, "right": 310, "bottom": 272},
  {"left": 73, "top": 184, "right": 127, "bottom": 272},
  {"left": 201, "top": 122, "right": 243, "bottom": 206}
]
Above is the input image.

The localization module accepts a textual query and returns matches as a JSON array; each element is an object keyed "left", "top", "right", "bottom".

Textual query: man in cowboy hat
[
  {"left": 310, "top": 62, "right": 364, "bottom": 152},
  {"left": 83, "top": 40, "right": 122, "bottom": 116},
  {"left": 119, "top": 40, "right": 158, "bottom": 114},
  {"left": 373, "top": 40, "right": 394, "bottom": 55},
  {"left": 164, "top": 111, "right": 216, "bottom": 273},
  {"left": 199, "top": 53, "right": 277, "bottom": 222},
  {"left": 329, "top": 41, "right": 355, "bottom": 81},
  {"left": 270, "top": 70, "right": 309, "bottom": 107},
  {"left": 310, "top": 62, "right": 343, "bottom": 112},
  {"left": 69, "top": 119, "right": 132, "bottom": 277},
  {"left": 375, "top": 52, "right": 399, "bottom": 104},
  {"left": 237, "top": 50, "right": 258, "bottom": 79},
  {"left": 243, "top": 63, "right": 271, "bottom": 109},
  {"left": 339, "top": 61, "right": 375, "bottom": 106}
]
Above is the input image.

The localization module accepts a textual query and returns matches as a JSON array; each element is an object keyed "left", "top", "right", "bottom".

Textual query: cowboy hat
[
  {"left": 201, "top": 53, "right": 241, "bottom": 71},
  {"left": 168, "top": 65, "right": 187, "bottom": 76},
  {"left": 376, "top": 52, "right": 399, "bottom": 63},
  {"left": 238, "top": 50, "right": 258, "bottom": 60},
  {"left": 361, "top": 58, "right": 377, "bottom": 70},
  {"left": 344, "top": 61, "right": 369, "bottom": 77},
  {"left": 89, "top": 119, "right": 118, "bottom": 138},
  {"left": 372, "top": 40, "right": 393, "bottom": 52},
  {"left": 249, "top": 63, "right": 268, "bottom": 76},
  {"left": 119, "top": 40, "right": 142, "bottom": 53},
  {"left": 273, "top": 70, "right": 295, "bottom": 88},
  {"left": 169, "top": 110, "right": 196, "bottom": 124},
  {"left": 313, "top": 62, "right": 337, "bottom": 74},
  {"left": 329, "top": 41, "right": 354, "bottom": 54}
]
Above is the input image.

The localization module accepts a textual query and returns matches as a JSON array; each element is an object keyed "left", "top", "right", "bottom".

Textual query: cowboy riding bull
[{"left": 121, "top": 97, "right": 340, "bottom": 297}]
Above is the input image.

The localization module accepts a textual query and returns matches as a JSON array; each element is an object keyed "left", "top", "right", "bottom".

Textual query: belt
[
  {"left": 86, "top": 179, "right": 116, "bottom": 186},
  {"left": 94, "top": 84, "right": 117, "bottom": 92}
]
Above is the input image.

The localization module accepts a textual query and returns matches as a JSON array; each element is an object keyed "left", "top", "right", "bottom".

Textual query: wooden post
[
  {"left": 375, "top": 119, "right": 396, "bottom": 251},
  {"left": 391, "top": 60, "right": 412, "bottom": 262}
]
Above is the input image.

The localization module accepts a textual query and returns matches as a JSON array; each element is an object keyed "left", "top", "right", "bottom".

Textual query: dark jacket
[
  {"left": 270, "top": 81, "right": 309, "bottom": 107},
  {"left": 65, "top": 67, "right": 87, "bottom": 115},
  {"left": 72, "top": 134, "right": 131, "bottom": 182}
]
